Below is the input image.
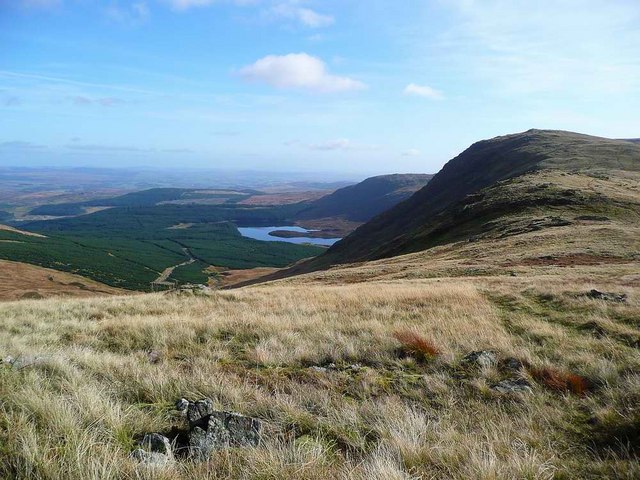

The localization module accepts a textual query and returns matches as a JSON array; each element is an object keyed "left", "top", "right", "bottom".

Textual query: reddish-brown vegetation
[
  {"left": 529, "top": 366, "right": 590, "bottom": 395},
  {"left": 393, "top": 329, "right": 441, "bottom": 358}
]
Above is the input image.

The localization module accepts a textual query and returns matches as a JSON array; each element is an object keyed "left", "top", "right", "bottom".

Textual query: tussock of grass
[
  {"left": 393, "top": 329, "right": 440, "bottom": 359},
  {"left": 529, "top": 366, "right": 591, "bottom": 396}
]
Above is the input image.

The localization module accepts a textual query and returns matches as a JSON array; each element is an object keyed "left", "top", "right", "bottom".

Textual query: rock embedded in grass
[
  {"left": 131, "top": 433, "right": 174, "bottom": 468},
  {"left": 491, "top": 378, "right": 533, "bottom": 394},
  {"left": 176, "top": 398, "right": 189, "bottom": 412},
  {"left": 186, "top": 399, "right": 262, "bottom": 460},
  {"left": 462, "top": 350, "right": 498, "bottom": 368},
  {"left": 584, "top": 289, "right": 627, "bottom": 303}
]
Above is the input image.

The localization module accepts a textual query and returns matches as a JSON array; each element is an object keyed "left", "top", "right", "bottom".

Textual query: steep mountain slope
[
  {"left": 295, "top": 174, "right": 433, "bottom": 222},
  {"left": 305, "top": 130, "right": 640, "bottom": 269}
]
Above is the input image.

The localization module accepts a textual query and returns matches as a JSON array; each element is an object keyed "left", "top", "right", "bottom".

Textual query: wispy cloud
[
  {"left": 239, "top": 53, "right": 366, "bottom": 93},
  {"left": 0, "top": 141, "right": 47, "bottom": 150},
  {"left": 292, "top": 139, "right": 381, "bottom": 152},
  {"left": 270, "top": 3, "right": 334, "bottom": 28},
  {"left": 164, "top": 0, "right": 216, "bottom": 11},
  {"left": 67, "top": 96, "right": 128, "bottom": 107},
  {"left": 402, "top": 148, "right": 421, "bottom": 157},
  {"left": 65, "top": 144, "right": 148, "bottom": 152},
  {"left": 404, "top": 83, "right": 444, "bottom": 100},
  {"left": 105, "top": 1, "right": 150, "bottom": 25},
  {"left": 441, "top": 0, "right": 640, "bottom": 96}
]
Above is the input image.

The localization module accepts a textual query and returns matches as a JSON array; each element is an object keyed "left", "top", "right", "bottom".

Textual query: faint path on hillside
[{"left": 152, "top": 248, "right": 195, "bottom": 286}]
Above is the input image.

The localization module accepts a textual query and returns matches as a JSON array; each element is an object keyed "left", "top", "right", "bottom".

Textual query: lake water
[{"left": 237, "top": 226, "right": 342, "bottom": 246}]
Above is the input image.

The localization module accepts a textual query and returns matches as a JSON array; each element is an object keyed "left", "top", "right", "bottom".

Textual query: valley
[{"left": 0, "top": 174, "right": 430, "bottom": 294}]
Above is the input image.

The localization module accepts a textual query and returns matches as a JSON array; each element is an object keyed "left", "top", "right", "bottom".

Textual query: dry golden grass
[{"left": 0, "top": 262, "right": 638, "bottom": 479}]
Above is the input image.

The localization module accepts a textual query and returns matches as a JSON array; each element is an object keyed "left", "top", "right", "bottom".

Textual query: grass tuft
[
  {"left": 529, "top": 366, "right": 590, "bottom": 395},
  {"left": 393, "top": 330, "right": 440, "bottom": 359}
]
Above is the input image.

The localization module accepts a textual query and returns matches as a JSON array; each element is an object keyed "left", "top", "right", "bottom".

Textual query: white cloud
[
  {"left": 309, "top": 138, "right": 351, "bottom": 151},
  {"left": 404, "top": 83, "right": 444, "bottom": 100},
  {"left": 402, "top": 148, "right": 421, "bottom": 156},
  {"left": 271, "top": 4, "right": 334, "bottom": 28},
  {"left": 239, "top": 53, "right": 366, "bottom": 93}
]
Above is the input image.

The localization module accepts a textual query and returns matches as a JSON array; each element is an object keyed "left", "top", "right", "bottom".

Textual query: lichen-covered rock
[
  {"left": 491, "top": 378, "right": 533, "bottom": 394},
  {"left": 187, "top": 398, "right": 215, "bottom": 428},
  {"left": 176, "top": 398, "right": 189, "bottom": 412},
  {"left": 584, "top": 289, "right": 627, "bottom": 303},
  {"left": 131, "top": 433, "right": 174, "bottom": 467},
  {"left": 186, "top": 402, "right": 262, "bottom": 460},
  {"left": 142, "top": 433, "right": 173, "bottom": 457},
  {"left": 463, "top": 350, "right": 498, "bottom": 368}
]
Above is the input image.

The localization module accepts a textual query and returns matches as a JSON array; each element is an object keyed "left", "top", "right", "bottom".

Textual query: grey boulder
[
  {"left": 187, "top": 400, "right": 262, "bottom": 460},
  {"left": 491, "top": 378, "right": 533, "bottom": 394},
  {"left": 463, "top": 350, "right": 498, "bottom": 368}
]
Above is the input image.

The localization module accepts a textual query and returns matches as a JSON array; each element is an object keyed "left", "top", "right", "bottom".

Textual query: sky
[{"left": 1, "top": 0, "right": 639, "bottom": 176}]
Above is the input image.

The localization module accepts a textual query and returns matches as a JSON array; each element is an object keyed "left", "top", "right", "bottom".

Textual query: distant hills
[
  {"left": 297, "top": 129, "right": 640, "bottom": 270},
  {"left": 295, "top": 174, "right": 433, "bottom": 222},
  {"left": 26, "top": 174, "right": 433, "bottom": 230}
]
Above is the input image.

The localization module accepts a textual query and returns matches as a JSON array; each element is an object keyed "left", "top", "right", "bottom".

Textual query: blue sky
[{"left": 1, "top": 0, "right": 639, "bottom": 176}]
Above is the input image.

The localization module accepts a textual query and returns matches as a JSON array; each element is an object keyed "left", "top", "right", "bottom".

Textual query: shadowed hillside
[{"left": 295, "top": 174, "right": 433, "bottom": 222}]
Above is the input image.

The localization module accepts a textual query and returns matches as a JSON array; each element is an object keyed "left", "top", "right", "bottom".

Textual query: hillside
[
  {"left": 302, "top": 130, "right": 640, "bottom": 269},
  {"left": 295, "top": 174, "right": 433, "bottom": 223},
  {"left": 0, "top": 259, "right": 128, "bottom": 300}
]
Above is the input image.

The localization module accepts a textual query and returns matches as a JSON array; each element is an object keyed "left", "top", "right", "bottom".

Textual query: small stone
[
  {"left": 176, "top": 398, "right": 189, "bottom": 412},
  {"left": 491, "top": 378, "right": 533, "bottom": 394},
  {"left": 141, "top": 433, "right": 173, "bottom": 457},
  {"left": 2, "top": 355, "right": 14, "bottom": 365},
  {"left": 148, "top": 350, "right": 163, "bottom": 364},
  {"left": 463, "top": 350, "right": 498, "bottom": 368},
  {"left": 309, "top": 366, "right": 328, "bottom": 373},
  {"left": 10, "top": 354, "right": 48, "bottom": 370}
]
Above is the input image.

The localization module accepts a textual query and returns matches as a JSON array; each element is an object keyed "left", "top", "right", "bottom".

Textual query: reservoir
[{"left": 237, "top": 226, "right": 341, "bottom": 246}]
